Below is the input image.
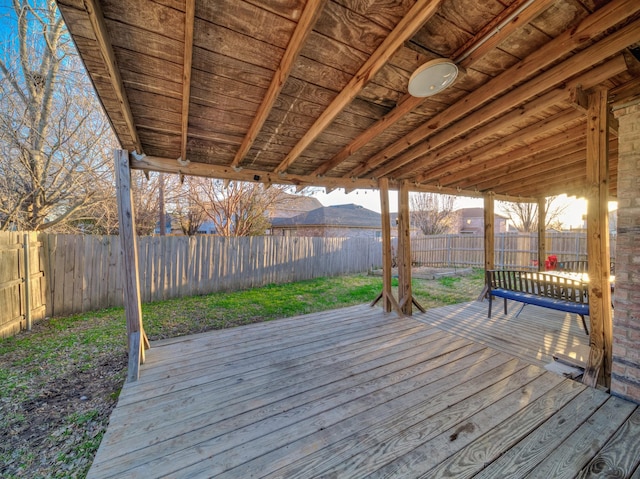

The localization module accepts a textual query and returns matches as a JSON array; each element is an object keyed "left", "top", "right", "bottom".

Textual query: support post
[
  {"left": 583, "top": 87, "right": 613, "bottom": 389},
  {"left": 114, "top": 149, "right": 148, "bottom": 382},
  {"left": 396, "top": 181, "right": 425, "bottom": 314},
  {"left": 478, "top": 192, "right": 496, "bottom": 301},
  {"left": 371, "top": 178, "right": 401, "bottom": 314},
  {"left": 537, "top": 197, "right": 546, "bottom": 271},
  {"left": 484, "top": 192, "right": 495, "bottom": 271}
]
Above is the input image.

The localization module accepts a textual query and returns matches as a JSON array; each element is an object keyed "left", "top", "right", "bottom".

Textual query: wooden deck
[{"left": 88, "top": 303, "right": 640, "bottom": 478}]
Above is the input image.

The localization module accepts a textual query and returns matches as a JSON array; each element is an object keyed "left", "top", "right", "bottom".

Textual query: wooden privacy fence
[
  {"left": 1, "top": 231, "right": 616, "bottom": 338},
  {"left": 0, "top": 232, "right": 48, "bottom": 338},
  {"left": 412, "top": 232, "right": 616, "bottom": 269},
  {"left": 0, "top": 233, "right": 382, "bottom": 336}
]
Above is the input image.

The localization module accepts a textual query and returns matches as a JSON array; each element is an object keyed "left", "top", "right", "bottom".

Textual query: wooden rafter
[
  {"left": 179, "top": 0, "right": 196, "bottom": 162},
  {"left": 423, "top": 125, "right": 588, "bottom": 187},
  {"left": 273, "top": 0, "right": 443, "bottom": 174},
  {"left": 457, "top": 139, "right": 588, "bottom": 190},
  {"left": 348, "top": 0, "right": 640, "bottom": 179},
  {"left": 373, "top": 28, "right": 636, "bottom": 180},
  {"left": 82, "top": 0, "right": 142, "bottom": 152},
  {"left": 388, "top": 91, "right": 581, "bottom": 180},
  {"left": 313, "top": 0, "right": 555, "bottom": 178},
  {"left": 409, "top": 55, "right": 628, "bottom": 185},
  {"left": 230, "top": 0, "right": 327, "bottom": 168},
  {"left": 468, "top": 142, "right": 618, "bottom": 192}
]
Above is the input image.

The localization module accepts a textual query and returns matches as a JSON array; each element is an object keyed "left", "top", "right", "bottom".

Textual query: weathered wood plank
[
  {"left": 576, "top": 407, "right": 640, "bottom": 478},
  {"left": 436, "top": 385, "right": 604, "bottom": 478},
  {"left": 362, "top": 374, "right": 569, "bottom": 478},
  {"left": 257, "top": 353, "right": 523, "bottom": 479},
  {"left": 523, "top": 396, "right": 637, "bottom": 479}
]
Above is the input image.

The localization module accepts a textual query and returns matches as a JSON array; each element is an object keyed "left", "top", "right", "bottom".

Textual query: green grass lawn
[{"left": 0, "top": 270, "right": 484, "bottom": 478}]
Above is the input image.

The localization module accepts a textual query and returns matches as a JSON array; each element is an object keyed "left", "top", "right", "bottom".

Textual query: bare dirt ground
[{"left": 0, "top": 319, "right": 127, "bottom": 479}]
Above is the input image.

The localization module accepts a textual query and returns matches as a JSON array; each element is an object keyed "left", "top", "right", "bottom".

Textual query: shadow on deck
[{"left": 88, "top": 303, "right": 640, "bottom": 478}]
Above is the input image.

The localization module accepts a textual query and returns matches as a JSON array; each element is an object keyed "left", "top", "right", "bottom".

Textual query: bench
[{"left": 486, "top": 270, "right": 590, "bottom": 334}]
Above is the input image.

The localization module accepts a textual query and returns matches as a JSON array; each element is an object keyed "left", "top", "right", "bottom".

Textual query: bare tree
[
  {"left": 190, "top": 179, "right": 290, "bottom": 236},
  {"left": 170, "top": 176, "right": 208, "bottom": 236},
  {"left": 0, "top": 0, "right": 116, "bottom": 231},
  {"left": 499, "top": 196, "right": 569, "bottom": 232},
  {"left": 410, "top": 192, "right": 459, "bottom": 235}
]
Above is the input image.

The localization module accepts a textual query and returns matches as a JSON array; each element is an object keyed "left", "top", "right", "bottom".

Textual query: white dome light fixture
[{"left": 408, "top": 58, "right": 458, "bottom": 97}]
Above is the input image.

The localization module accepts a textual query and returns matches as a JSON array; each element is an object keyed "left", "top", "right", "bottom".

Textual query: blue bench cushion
[{"left": 491, "top": 288, "right": 589, "bottom": 316}]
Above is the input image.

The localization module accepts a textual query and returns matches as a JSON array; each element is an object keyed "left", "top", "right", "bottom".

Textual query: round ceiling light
[{"left": 408, "top": 58, "right": 458, "bottom": 97}]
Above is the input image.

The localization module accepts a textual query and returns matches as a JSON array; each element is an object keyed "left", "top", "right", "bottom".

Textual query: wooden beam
[
  {"left": 397, "top": 181, "right": 413, "bottom": 315},
  {"left": 179, "top": 0, "right": 195, "bottom": 162},
  {"left": 273, "top": 0, "right": 443, "bottom": 174},
  {"left": 386, "top": 90, "right": 572, "bottom": 180},
  {"left": 584, "top": 87, "right": 613, "bottom": 389},
  {"left": 114, "top": 149, "right": 147, "bottom": 382},
  {"left": 349, "top": 0, "right": 639, "bottom": 178},
  {"left": 454, "top": 136, "right": 589, "bottom": 190},
  {"left": 430, "top": 126, "right": 587, "bottom": 188},
  {"left": 317, "top": 0, "right": 555, "bottom": 178},
  {"left": 371, "top": 24, "right": 634, "bottom": 179},
  {"left": 371, "top": 178, "right": 401, "bottom": 314},
  {"left": 469, "top": 143, "right": 618, "bottom": 194},
  {"left": 411, "top": 56, "right": 627, "bottom": 185},
  {"left": 571, "top": 86, "right": 619, "bottom": 134},
  {"left": 133, "top": 154, "right": 380, "bottom": 189},
  {"left": 537, "top": 197, "right": 546, "bottom": 272},
  {"left": 231, "top": 0, "right": 326, "bottom": 168},
  {"left": 82, "top": 0, "right": 142, "bottom": 153},
  {"left": 484, "top": 193, "right": 495, "bottom": 271},
  {"left": 400, "top": 106, "right": 583, "bottom": 182},
  {"left": 128, "top": 154, "right": 538, "bottom": 202}
]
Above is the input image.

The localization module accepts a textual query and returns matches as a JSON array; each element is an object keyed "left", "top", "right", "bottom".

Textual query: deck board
[{"left": 88, "top": 303, "right": 639, "bottom": 478}]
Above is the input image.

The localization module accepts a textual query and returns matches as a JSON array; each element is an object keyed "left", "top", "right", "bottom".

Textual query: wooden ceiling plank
[
  {"left": 349, "top": 0, "right": 639, "bottom": 179},
  {"left": 313, "top": 0, "right": 554, "bottom": 178},
  {"left": 452, "top": 0, "right": 557, "bottom": 67},
  {"left": 230, "top": 0, "right": 327, "bottom": 169},
  {"left": 82, "top": 0, "right": 142, "bottom": 152},
  {"left": 312, "top": 94, "right": 423, "bottom": 177},
  {"left": 180, "top": 0, "right": 195, "bottom": 162},
  {"left": 273, "top": 0, "right": 443, "bottom": 174},
  {"left": 382, "top": 51, "right": 626, "bottom": 178}
]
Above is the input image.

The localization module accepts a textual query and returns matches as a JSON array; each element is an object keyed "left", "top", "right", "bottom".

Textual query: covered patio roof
[{"left": 56, "top": 0, "right": 640, "bottom": 199}]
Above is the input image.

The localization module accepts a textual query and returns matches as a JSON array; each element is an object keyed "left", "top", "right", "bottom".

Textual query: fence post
[{"left": 23, "top": 233, "right": 32, "bottom": 331}]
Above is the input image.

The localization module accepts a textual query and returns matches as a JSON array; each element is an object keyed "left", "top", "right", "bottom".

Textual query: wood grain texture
[{"left": 85, "top": 304, "right": 639, "bottom": 478}]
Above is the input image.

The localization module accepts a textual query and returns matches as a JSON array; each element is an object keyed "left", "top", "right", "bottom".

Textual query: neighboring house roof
[
  {"left": 271, "top": 204, "right": 381, "bottom": 228},
  {"left": 456, "top": 207, "right": 508, "bottom": 220},
  {"left": 270, "top": 193, "right": 323, "bottom": 219}
]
